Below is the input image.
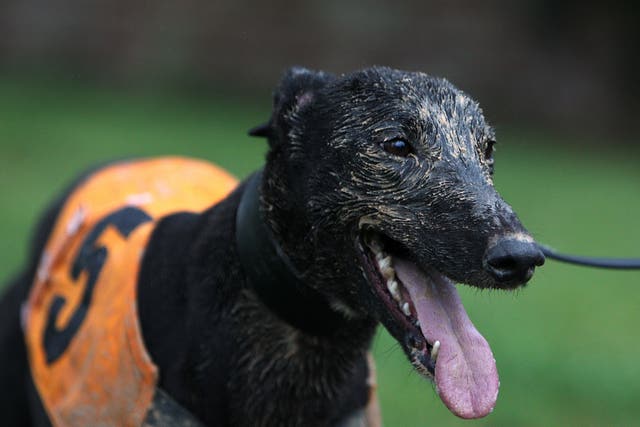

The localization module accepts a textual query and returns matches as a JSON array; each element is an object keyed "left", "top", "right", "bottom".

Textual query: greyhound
[{"left": 0, "top": 66, "right": 544, "bottom": 426}]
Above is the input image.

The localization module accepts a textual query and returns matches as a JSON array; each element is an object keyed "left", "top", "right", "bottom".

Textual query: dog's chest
[{"left": 216, "top": 313, "right": 376, "bottom": 427}]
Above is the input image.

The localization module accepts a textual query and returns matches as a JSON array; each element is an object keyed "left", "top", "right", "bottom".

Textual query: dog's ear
[{"left": 249, "top": 67, "right": 334, "bottom": 145}]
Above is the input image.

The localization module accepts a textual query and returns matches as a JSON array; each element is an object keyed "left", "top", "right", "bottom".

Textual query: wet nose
[{"left": 484, "top": 238, "right": 545, "bottom": 284}]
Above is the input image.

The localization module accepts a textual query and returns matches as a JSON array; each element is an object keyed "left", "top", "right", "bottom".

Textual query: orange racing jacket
[{"left": 23, "top": 157, "right": 238, "bottom": 427}]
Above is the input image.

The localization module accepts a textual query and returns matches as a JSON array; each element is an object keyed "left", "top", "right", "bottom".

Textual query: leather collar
[{"left": 235, "top": 169, "right": 344, "bottom": 336}]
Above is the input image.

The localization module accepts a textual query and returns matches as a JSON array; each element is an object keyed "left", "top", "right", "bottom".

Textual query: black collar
[{"left": 235, "top": 169, "right": 345, "bottom": 336}]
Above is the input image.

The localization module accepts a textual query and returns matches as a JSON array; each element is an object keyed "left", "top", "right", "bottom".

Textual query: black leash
[{"left": 538, "top": 244, "right": 640, "bottom": 270}]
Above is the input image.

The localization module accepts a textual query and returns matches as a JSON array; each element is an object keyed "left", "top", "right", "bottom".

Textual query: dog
[{"left": 0, "top": 66, "right": 545, "bottom": 426}]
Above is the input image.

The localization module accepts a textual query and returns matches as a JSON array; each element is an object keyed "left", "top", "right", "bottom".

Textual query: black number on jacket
[{"left": 43, "top": 206, "right": 152, "bottom": 364}]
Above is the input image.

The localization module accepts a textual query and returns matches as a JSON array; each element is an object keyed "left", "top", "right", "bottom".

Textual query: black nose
[{"left": 484, "top": 238, "right": 545, "bottom": 284}]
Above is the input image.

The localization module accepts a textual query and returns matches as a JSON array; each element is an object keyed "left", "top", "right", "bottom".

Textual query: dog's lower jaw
[{"left": 356, "top": 233, "right": 435, "bottom": 374}]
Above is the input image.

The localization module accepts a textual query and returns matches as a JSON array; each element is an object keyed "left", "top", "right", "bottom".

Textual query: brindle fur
[{"left": 0, "top": 66, "right": 539, "bottom": 426}]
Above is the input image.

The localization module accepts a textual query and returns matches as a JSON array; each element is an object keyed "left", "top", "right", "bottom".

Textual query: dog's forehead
[
  {"left": 346, "top": 69, "right": 468, "bottom": 102},
  {"left": 328, "top": 68, "right": 488, "bottom": 134}
]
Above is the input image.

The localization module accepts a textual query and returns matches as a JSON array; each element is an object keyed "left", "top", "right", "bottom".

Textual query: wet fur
[{"left": 0, "top": 66, "right": 533, "bottom": 426}]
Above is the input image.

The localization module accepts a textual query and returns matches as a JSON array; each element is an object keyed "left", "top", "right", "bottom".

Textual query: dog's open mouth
[{"left": 357, "top": 230, "right": 499, "bottom": 419}]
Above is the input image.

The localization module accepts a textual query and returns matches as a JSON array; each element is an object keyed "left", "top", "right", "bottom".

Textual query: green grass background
[{"left": 1, "top": 78, "right": 639, "bottom": 426}]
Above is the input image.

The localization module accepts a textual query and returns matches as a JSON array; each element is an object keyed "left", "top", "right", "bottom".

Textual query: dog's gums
[
  {"left": 358, "top": 229, "right": 499, "bottom": 419},
  {"left": 357, "top": 232, "right": 434, "bottom": 372}
]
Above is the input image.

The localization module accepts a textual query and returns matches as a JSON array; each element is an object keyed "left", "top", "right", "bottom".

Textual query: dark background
[{"left": 2, "top": 0, "right": 640, "bottom": 137}]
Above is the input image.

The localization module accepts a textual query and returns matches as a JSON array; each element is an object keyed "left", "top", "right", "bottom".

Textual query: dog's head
[{"left": 255, "top": 66, "right": 544, "bottom": 419}]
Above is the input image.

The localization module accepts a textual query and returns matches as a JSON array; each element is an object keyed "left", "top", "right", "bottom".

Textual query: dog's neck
[{"left": 235, "top": 169, "right": 345, "bottom": 336}]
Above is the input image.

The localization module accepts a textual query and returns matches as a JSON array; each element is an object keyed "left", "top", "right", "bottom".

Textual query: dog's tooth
[
  {"left": 377, "top": 256, "right": 392, "bottom": 276},
  {"left": 387, "top": 280, "right": 401, "bottom": 301},
  {"left": 431, "top": 340, "right": 441, "bottom": 362},
  {"left": 402, "top": 302, "right": 411, "bottom": 316},
  {"left": 380, "top": 264, "right": 395, "bottom": 280},
  {"left": 377, "top": 254, "right": 390, "bottom": 268},
  {"left": 368, "top": 238, "right": 383, "bottom": 253}
]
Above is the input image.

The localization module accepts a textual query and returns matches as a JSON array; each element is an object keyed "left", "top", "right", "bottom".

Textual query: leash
[{"left": 538, "top": 244, "right": 640, "bottom": 270}]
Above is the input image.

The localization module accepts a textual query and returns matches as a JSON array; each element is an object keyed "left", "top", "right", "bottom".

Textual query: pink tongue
[{"left": 394, "top": 258, "right": 499, "bottom": 419}]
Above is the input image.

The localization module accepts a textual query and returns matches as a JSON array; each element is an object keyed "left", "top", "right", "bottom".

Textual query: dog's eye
[{"left": 381, "top": 139, "right": 412, "bottom": 157}]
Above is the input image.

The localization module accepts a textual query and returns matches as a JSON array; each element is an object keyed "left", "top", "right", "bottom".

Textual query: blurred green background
[
  {"left": 1, "top": 77, "right": 639, "bottom": 427},
  {"left": 1, "top": 1, "right": 640, "bottom": 426}
]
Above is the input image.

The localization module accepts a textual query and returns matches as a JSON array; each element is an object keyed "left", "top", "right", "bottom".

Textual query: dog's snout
[{"left": 484, "top": 238, "right": 545, "bottom": 285}]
